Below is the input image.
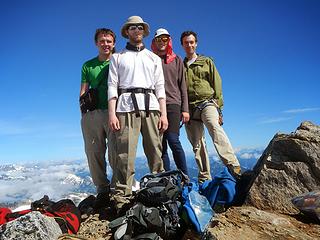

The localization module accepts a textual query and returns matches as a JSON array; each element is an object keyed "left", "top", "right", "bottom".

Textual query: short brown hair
[
  {"left": 180, "top": 30, "right": 198, "bottom": 45},
  {"left": 94, "top": 28, "right": 116, "bottom": 53}
]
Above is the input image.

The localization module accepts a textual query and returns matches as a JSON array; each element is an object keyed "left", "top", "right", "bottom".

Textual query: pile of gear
[
  {"left": 107, "top": 168, "right": 238, "bottom": 239},
  {"left": 2, "top": 168, "right": 319, "bottom": 239},
  {"left": 0, "top": 168, "right": 239, "bottom": 239}
]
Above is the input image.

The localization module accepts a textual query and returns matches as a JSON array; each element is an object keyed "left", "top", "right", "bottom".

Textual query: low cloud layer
[
  {"left": 0, "top": 149, "right": 261, "bottom": 207},
  {"left": 0, "top": 160, "right": 96, "bottom": 205}
]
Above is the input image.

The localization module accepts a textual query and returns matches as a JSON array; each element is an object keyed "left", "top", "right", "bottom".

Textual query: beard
[{"left": 129, "top": 34, "right": 143, "bottom": 45}]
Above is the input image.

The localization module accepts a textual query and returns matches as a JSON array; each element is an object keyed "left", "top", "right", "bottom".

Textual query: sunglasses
[
  {"left": 155, "top": 36, "right": 169, "bottom": 43},
  {"left": 127, "top": 25, "right": 144, "bottom": 31}
]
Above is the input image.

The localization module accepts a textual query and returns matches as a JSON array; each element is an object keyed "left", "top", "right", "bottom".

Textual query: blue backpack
[{"left": 200, "top": 167, "right": 237, "bottom": 211}]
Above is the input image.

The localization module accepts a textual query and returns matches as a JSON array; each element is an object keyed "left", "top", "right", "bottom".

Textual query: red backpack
[
  {"left": 0, "top": 207, "right": 12, "bottom": 225},
  {"left": 0, "top": 195, "right": 81, "bottom": 234}
]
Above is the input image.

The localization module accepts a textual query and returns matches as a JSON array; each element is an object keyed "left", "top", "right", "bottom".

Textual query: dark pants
[{"left": 162, "top": 104, "right": 189, "bottom": 176}]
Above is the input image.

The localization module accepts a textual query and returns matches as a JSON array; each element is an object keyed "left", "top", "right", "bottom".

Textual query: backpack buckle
[{"left": 126, "top": 209, "right": 134, "bottom": 217}]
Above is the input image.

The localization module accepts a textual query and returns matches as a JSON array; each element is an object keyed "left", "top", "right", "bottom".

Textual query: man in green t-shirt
[{"left": 80, "top": 28, "right": 116, "bottom": 209}]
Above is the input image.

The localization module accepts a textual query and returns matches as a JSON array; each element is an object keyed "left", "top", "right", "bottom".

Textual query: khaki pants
[
  {"left": 186, "top": 105, "right": 240, "bottom": 183},
  {"left": 81, "top": 109, "right": 116, "bottom": 193},
  {"left": 113, "top": 111, "right": 164, "bottom": 208}
]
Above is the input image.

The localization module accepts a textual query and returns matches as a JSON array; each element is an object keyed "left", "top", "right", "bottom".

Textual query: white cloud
[
  {"left": 258, "top": 117, "right": 293, "bottom": 124},
  {"left": 283, "top": 107, "right": 320, "bottom": 114},
  {"left": 239, "top": 152, "right": 262, "bottom": 159},
  {"left": 0, "top": 160, "right": 94, "bottom": 205}
]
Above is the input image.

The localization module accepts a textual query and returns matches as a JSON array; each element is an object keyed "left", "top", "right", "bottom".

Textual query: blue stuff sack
[
  {"left": 182, "top": 182, "right": 214, "bottom": 232},
  {"left": 200, "top": 167, "right": 236, "bottom": 211}
]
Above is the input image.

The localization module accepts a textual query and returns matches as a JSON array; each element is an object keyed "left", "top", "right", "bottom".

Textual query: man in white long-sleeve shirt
[{"left": 108, "top": 16, "right": 168, "bottom": 213}]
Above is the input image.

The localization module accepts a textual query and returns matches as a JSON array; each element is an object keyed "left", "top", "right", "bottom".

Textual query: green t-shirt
[{"left": 81, "top": 57, "right": 110, "bottom": 109}]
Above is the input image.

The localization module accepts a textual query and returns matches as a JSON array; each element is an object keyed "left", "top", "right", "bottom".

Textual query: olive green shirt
[{"left": 184, "top": 55, "right": 223, "bottom": 109}]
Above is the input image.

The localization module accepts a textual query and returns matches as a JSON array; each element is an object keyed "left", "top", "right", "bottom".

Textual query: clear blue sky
[{"left": 1, "top": 0, "right": 319, "bottom": 164}]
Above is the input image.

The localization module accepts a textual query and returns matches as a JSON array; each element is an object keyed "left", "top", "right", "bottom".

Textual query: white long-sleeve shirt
[{"left": 108, "top": 48, "right": 166, "bottom": 113}]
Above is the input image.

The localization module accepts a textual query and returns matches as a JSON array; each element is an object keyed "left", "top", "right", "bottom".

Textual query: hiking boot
[
  {"left": 78, "top": 195, "right": 96, "bottom": 215},
  {"left": 116, "top": 201, "right": 135, "bottom": 218},
  {"left": 227, "top": 165, "right": 242, "bottom": 180},
  {"left": 93, "top": 192, "right": 110, "bottom": 210}
]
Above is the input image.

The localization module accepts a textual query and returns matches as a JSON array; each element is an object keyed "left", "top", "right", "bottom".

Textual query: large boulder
[
  {"left": 0, "top": 211, "right": 62, "bottom": 240},
  {"left": 243, "top": 121, "right": 320, "bottom": 214}
]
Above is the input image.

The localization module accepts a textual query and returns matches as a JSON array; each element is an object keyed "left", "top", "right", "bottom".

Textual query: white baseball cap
[{"left": 154, "top": 28, "right": 170, "bottom": 38}]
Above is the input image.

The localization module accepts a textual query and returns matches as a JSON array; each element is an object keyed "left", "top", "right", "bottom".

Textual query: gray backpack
[{"left": 109, "top": 170, "right": 189, "bottom": 239}]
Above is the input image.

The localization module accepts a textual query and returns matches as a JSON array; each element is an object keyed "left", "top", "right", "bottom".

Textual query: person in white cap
[
  {"left": 108, "top": 16, "right": 168, "bottom": 213},
  {"left": 151, "top": 28, "right": 190, "bottom": 176},
  {"left": 180, "top": 30, "right": 241, "bottom": 183}
]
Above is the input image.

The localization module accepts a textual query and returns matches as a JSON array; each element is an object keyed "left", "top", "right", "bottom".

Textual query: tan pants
[
  {"left": 81, "top": 109, "right": 116, "bottom": 193},
  {"left": 186, "top": 105, "right": 240, "bottom": 183},
  {"left": 113, "top": 111, "right": 164, "bottom": 208}
]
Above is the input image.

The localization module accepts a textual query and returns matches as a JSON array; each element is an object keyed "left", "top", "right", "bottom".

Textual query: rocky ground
[
  {"left": 2, "top": 121, "right": 320, "bottom": 239},
  {"left": 73, "top": 206, "right": 320, "bottom": 240},
  {"left": 75, "top": 121, "right": 320, "bottom": 240},
  {"left": 207, "top": 206, "right": 320, "bottom": 240}
]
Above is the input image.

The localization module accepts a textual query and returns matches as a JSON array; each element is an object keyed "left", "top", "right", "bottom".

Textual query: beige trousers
[
  {"left": 185, "top": 105, "right": 240, "bottom": 183},
  {"left": 113, "top": 111, "right": 164, "bottom": 208},
  {"left": 81, "top": 109, "right": 116, "bottom": 193}
]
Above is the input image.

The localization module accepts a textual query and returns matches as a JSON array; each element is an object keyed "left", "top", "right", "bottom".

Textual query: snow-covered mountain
[
  {"left": 0, "top": 149, "right": 262, "bottom": 208},
  {"left": 0, "top": 160, "right": 96, "bottom": 208}
]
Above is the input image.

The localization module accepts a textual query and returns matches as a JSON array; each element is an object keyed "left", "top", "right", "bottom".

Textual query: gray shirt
[{"left": 161, "top": 55, "right": 189, "bottom": 113}]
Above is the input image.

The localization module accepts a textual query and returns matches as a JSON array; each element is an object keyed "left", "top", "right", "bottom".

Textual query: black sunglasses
[{"left": 128, "top": 25, "right": 144, "bottom": 31}]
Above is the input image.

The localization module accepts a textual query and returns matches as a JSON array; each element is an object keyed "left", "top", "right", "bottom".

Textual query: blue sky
[{"left": 1, "top": 0, "right": 319, "bottom": 164}]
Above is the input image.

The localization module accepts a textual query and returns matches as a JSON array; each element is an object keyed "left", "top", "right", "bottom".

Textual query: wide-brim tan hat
[{"left": 121, "top": 15, "right": 150, "bottom": 38}]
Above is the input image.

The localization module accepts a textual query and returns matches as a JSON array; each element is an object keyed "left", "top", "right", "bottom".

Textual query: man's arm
[
  {"left": 80, "top": 64, "right": 89, "bottom": 97},
  {"left": 153, "top": 56, "right": 168, "bottom": 132},
  {"left": 209, "top": 58, "right": 224, "bottom": 125},
  {"left": 80, "top": 83, "right": 89, "bottom": 97},
  {"left": 209, "top": 58, "right": 223, "bottom": 109},
  {"left": 108, "top": 54, "right": 120, "bottom": 131},
  {"left": 108, "top": 97, "right": 120, "bottom": 131},
  {"left": 177, "top": 56, "right": 190, "bottom": 123},
  {"left": 79, "top": 65, "right": 89, "bottom": 114},
  {"left": 158, "top": 97, "right": 168, "bottom": 132}
]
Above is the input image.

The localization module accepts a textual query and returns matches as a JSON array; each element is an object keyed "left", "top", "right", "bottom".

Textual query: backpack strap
[
  {"left": 5, "top": 209, "right": 32, "bottom": 223},
  {"left": 0, "top": 208, "right": 12, "bottom": 225},
  {"left": 132, "top": 232, "right": 162, "bottom": 240}
]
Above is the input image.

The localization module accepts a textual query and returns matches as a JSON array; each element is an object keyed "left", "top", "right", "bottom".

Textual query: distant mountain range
[{"left": 0, "top": 148, "right": 262, "bottom": 208}]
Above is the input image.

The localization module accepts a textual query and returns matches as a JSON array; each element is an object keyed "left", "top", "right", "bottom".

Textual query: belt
[{"left": 118, "top": 88, "right": 155, "bottom": 117}]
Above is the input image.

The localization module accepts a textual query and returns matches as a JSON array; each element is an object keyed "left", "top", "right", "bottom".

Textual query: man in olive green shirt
[
  {"left": 180, "top": 30, "right": 241, "bottom": 183},
  {"left": 80, "top": 28, "right": 116, "bottom": 209}
]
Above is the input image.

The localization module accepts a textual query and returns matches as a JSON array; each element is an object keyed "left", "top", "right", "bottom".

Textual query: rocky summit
[
  {"left": 71, "top": 121, "right": 320, "bottom": 240},
  {"left": 244, "top": 121, "right": 320, "bottom": 214},
  {"left": 1, "top": 121, "right": 320, "bottom": 239}
]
